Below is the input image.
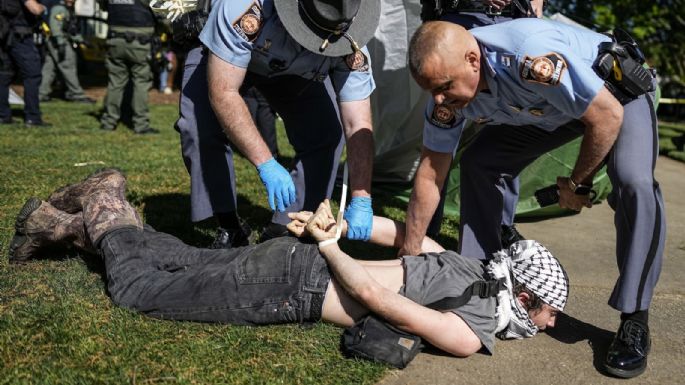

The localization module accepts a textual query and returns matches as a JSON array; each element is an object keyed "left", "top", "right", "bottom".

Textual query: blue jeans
[{"left": 100, "top": 227, "right": 331, "bottom": 324}]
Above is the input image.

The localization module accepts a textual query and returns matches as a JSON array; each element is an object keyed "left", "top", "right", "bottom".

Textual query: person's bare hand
[
  {"left": 305, "top": 200, "right": 338, "bottom": 243},
  {"left": 556, "top": 177, "right": 593, "bottom": 212},
  {"left": 286, "top": 211, "right": 313, "bottom": 237}
]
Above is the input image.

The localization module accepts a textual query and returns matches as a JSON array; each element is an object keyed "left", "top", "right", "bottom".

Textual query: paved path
[{"left": 379, "top": 156, "right": 685, "bottom": 385}]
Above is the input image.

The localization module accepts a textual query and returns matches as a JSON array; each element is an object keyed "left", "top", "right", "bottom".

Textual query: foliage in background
[{"left": 547, "top": 0, "right": 685, "bottom": 80}]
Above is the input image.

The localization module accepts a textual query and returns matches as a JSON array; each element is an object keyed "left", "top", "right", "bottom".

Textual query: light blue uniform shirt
[
  {"left": 200, "top": 0, "right": 375, "bottom": 102},
  {"left": 423, "top": 18, "right": 611, "bottom": 153}
]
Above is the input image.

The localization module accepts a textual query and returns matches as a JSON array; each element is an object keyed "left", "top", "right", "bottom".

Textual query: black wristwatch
[{"left": 568, "top": 177, "right": 593, "bottom": 195}]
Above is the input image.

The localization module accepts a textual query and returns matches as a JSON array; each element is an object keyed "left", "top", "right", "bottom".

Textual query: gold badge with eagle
[
  {"left": 345, "top": 50, "right": 369, "bottom": 72},
  {"left": 430, "top": 105, "right": 457, "bottom": 128},
  {"left": 233, "top": 2, "right": 263, "bottom": 42},
  {"left": 520, "top": 53, "right": 567, "bottom": 86}
]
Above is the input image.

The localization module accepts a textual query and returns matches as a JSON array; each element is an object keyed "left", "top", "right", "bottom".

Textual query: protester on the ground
[
  {"left": 404, "top": 20, "right": 663, "bottom": 378},
  {"left": 8, "top": 168, "right": 568, "bottom": 361},
  {"left": 0, "top": 0, "right": 50, "bottom": 126},
  {"left": 98, "top": 0, "right": 158, "bottom": 134},
  {"left": 39, "top": 0, "right": 95, "bottom": 103}
]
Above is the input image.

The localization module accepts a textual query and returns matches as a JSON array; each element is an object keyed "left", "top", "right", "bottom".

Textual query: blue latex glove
[
  {"left": 344, "top": 196, "right": 373, "bottom": 241},
  {"left": 257, "top": 158, "right": 296, "bottom": 212}
]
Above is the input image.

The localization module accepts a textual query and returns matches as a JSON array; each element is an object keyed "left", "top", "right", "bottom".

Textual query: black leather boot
[{"left": 604, "top": 319, "right": 650, "bottom": 378}]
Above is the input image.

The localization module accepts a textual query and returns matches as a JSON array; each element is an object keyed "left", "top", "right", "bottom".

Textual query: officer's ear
[{"left": 465, "top": 49, "right": 480, "bottom": 73}]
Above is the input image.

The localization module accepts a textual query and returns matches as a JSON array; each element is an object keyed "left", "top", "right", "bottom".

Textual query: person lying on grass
[{"left": 8, "top": 169, "right": 568, "bottom": 359}]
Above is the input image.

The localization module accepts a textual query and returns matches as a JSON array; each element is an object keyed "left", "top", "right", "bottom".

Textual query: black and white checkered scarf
[{"left": 487, "top": 240, "right": 569, "bottom": 340}]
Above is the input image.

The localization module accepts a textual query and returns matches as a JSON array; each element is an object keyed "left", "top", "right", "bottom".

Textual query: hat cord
[{"left": 297, "top": 1, "right": 361, "bottom": 53}]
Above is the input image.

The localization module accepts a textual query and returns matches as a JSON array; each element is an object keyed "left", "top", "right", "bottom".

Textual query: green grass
[{"left": 0, "top": 101, "right": 447, "bottom": 384}]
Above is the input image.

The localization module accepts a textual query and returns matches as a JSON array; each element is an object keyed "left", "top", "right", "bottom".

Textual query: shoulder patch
[
  {"left": 55, "top": 13, "right": 65, "bottom": 21},
  {"left": 345, "top": 50, "right": 369, "bottom": 72},
  {"left": 520, "top": 53, "right": 566, "bottom": 86},
  {"left": 430, "top": 104, "right": 457, "bottom": 128},
  {"left": 232, "top": 2, "right": 263, "bottom": 42}
]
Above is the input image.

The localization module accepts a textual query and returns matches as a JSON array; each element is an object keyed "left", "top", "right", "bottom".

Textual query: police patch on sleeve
[
  {"left": 520, "top": 53, "right": 567, "bottom": 86},
  {"left": 232, "top": 2, "right": 263, "bottom": 42},
  {"left": 345, "top": 50, "right": 369, "bottom": 72},
  {"left": 430, "top": 104, "right": 457, "bottom": 128}
]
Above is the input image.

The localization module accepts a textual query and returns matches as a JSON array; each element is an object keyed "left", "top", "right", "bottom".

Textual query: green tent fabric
[
  {"left": 442, "top": 136, "right": 612, "bottom": 220},
  {"left": 374, "top": 129, "right": 613, "bottom": 221}
]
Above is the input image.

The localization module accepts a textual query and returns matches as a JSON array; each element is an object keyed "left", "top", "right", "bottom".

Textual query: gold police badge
[
  {"left": 520, "top": 52, "right": 567, "bottom": 86},
  {"left": 345, "top": 50, "right": 369, "bottom": 72},
  {"left": 430, "top": 105, "right": 457, "bottom": 128},
  {"left": 232, "top": 2, "right": 262, "bottom": 42}
]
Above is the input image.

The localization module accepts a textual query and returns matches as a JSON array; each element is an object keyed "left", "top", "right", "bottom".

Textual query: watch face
[{"left": 574, "top": 184, "right": 593, "bottom": 195}]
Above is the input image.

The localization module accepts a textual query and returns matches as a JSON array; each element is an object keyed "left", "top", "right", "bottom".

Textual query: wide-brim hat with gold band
[{"left": 274, "top": 0, "right": 381, "bottom": 57}]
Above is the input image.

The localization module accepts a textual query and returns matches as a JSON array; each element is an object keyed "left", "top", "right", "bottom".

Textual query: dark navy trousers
[
  {"left": 0, "top": 35, "right": 42, "bottom": 122},
  {"left": 458, "top": 91, "right": 665, "bottom": 313},
  {"left": 176, "top": 47, "right": 344, "bottom": 225}
]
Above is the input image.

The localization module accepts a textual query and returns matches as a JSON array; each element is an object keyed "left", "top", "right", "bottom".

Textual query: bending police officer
[
  {"left": 198, "top": 0, "right": 379, "bottom": 242},
  {"left": 407, "top": 20, "right": 664, "bottom": 378},
  {"left": 412, "top": 0, "right": 543, "bottom": 246}
]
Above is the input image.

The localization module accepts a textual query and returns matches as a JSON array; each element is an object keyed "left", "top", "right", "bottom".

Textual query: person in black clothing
[{"left": 0, "top": 0, "right": 51, "bottom": 126}]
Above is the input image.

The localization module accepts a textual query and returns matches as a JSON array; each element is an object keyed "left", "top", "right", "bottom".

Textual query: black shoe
[
  {"left": 135, "top": 127, "right": 160, "bottom": 135},
  {"left": 66, "top": 96, "right": 96, "bottom": 104},
  {"left": 209, "top": 224, "right": 251, "bottom": 249},
  {"left": 1, "top": 117, "right": 15, "bottom": 125},
  {"left": 259, "top": 222, "right": 289, "bottom": 243},
  {"left": 24, "top": 119, "right": 52, "bottom": 127},
  {"left": 604, "top": 319, "right": 650, "bottom": 378},
  {"left": 501, "top": 224, "right": 525, "bottom": 249}
]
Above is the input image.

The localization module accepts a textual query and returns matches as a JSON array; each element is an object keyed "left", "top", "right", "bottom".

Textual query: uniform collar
[{"left": 478, "top": 44, "right": 499, "bottom": 99}]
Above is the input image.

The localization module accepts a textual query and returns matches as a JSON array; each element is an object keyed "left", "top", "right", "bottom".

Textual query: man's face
[
  {"left": 416, "top": 52, "right": 480, "bottom": 110},
  {"left": 528, "top": 304, "right": 560, "bottom": 330},
  {"left": 65, "top": 0, "right": 75, "bottom": 7}
]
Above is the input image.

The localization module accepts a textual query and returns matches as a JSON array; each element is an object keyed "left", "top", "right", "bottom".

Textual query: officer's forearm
[
  {"left": 340, "top": 99, "right": 373, "bottom": 197},
  {"left": 207, "top": 54, "right": 272, "bottom": 166},
  {"left": 574, "top": 87, "right": 624, "bottom": 184},
  {"left": 402, "top": 149, "right": 451, "bottom": 255}
]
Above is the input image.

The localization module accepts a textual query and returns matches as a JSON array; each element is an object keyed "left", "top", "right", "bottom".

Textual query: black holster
[{"left": 593, "top": 30, "right": 655, "bottom": 105}]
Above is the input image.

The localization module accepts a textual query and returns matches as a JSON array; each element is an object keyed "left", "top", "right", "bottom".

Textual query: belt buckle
[{"left": 486, "top": 6, "right": 502, "bottom": 16}]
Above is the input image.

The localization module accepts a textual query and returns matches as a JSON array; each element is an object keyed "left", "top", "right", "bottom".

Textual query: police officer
[
  {"left": 417, "top": 0, "right": 543, "bottom": 245},
  {"left": 155, "top": 0, "right": 250, "bottom": 248},
  {"left": 99, "top": 0, "right": 157, "bottom": 134},
  {"left": 195, "top": 0, "right": 379, "bottom": 242},
  {"left": 407, "top": 20, "right": 663, "bottom": 378},
  {"left": 39, "top": 0, "right": 95, "bottom": 103},
  {"left": 0, "top": 0, "right": 50, "bottom": 126}
]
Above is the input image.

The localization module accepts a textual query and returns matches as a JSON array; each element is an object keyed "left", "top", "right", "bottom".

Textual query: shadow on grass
[
  {"left": 138, "top": 192, "right": 273, "bottom": 247},
  {"left": 545, "top": 312, "right": 615, "bottom": 375}
]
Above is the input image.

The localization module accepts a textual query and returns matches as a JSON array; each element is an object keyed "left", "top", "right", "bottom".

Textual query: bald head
[
  {"left": 408, "top": 21, "right": 479, "bottom": 80},
  {"left": 408, "top": 21, "right": 482, "bottom": 108}
]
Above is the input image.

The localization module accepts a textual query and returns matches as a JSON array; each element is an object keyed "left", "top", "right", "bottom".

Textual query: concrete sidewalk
[{"left": 379, "top": 156, "right": 685, "bottom": 385}]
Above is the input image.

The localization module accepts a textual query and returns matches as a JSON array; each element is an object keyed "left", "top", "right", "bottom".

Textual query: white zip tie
[{"left": 319, "top": 162, "right": 348, "bottom": 247}]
